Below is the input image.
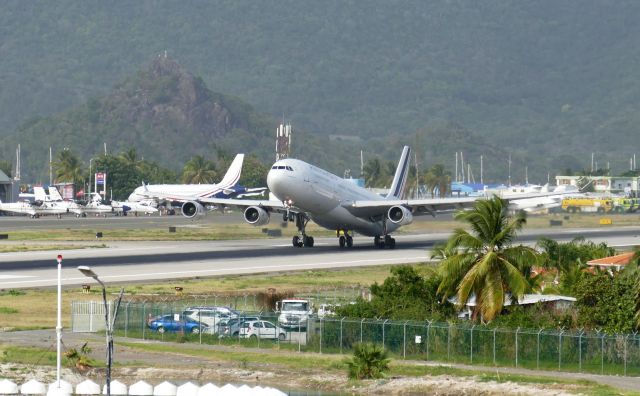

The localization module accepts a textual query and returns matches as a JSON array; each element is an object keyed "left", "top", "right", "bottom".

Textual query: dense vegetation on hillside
[{"left": 1, "top": 2, "right": 640, "bottom": 181}]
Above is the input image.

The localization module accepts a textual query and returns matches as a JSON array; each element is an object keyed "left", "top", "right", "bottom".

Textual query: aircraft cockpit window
[{"left": 286, "top": 166, "right": 293, "bottom": 171}]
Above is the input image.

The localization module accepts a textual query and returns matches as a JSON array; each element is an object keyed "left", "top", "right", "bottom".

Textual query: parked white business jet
[
  {"left": 128, "top": 154, "right": 266, "bottom": 213},
  {"left": 44, "top": 186, "right": 85, "bottom": 217},
  {"left": 179, "top": 146, "right": 573, "bottom": 249},
  {"left": 83, "top": 193, "right": 114, "bottom": 217},
  {"left": 111, "top": 199, "right": 158, "bottom": 216}
]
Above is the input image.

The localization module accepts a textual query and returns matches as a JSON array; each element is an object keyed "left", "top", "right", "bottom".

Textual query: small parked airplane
[
  {"left": 127, "top": 154, "right": 266, "bottom": 213},
  {"left": 110, "top": 199, "right": 158, "bottom": 216},
  {"left": 143, "top": 146, "right": 566, "bottom": 248},
  {"left": 0, "top": 199, "right": 39, "bottom": 218},
  {"left": 82, "top": 193, "right": 114, "bottom": 217},
  {"left": 42, "top": 186, "right": 85, "bottom": 217}
]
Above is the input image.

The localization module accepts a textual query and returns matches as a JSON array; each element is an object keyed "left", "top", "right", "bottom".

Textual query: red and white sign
[{"left": 96, "top": 172, "right": 105, "bottom": 185}]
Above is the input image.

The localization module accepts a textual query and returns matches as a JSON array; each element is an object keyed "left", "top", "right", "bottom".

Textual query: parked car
[
  {"left": 218, "top": 315, "right": 261, "bottom": 337},
  {"left": 148, "top": 314, "right": 207, "bottom": 334},
  {"left": 182, "top": 306, "right": 238, "bottom": 331},
  {"left": 239, "top": 320, "right": 287, "bottom": 340}
]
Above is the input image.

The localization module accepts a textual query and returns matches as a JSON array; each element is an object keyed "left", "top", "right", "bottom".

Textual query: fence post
[
  {"left": 124, "top": 302, "right": 130, "bottom": 338},
  {"left": 403, "top": 321, "right": 408, "bottom": 360},
  {"left": 578, "top": 328, "right": 583, "bottom": 372},
  {"left": 515, "top": 327, "right": 520, "bottom": 368},
  {"left": 558, "top": 328, "right": 565, "bottom": 370},
  {"left": 597, "top": 330, "right": 604, "bottom": 375},
  {"left": 340, "top": 318, "right": 345, "bottom": 354},
  {"left": 470, "top": 324, "right": 476, "bottom": 364},
  {"left": 447, "top": 322, "right": 452, "bottom": 361},
  {"left": 319, "top": 317, "right": 323, "bottom": 354},
  {"left": 624, "top": 334, "right": 629, "bottom": 376},
  {"left": 142, "top": 303, "right": 146, "bottom": 340},
  {"left": 382, "top": 319, "right": 388, "bottom": 349},
  {"left": 426, "top": 320, "right": 432, "bottom": 361},
  {"left": 493, "top": 327, "right": 497, "bottom": 365},
  {"left": 537, "top": 328, "right": 543, "bottom": 370},
  {"left": 360, "top": 318, "right": 365, "bottom": 343}
]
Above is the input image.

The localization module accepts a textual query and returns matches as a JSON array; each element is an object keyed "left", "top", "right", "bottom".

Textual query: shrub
[{"left": 345, "top": 342, "right": 390, "bottom": 380}]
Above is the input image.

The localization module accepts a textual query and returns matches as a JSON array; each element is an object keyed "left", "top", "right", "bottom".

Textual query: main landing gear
[
  {"left": 374, "top": 235, "right": 396, "bottom": 249},
  {"left": 286, "top": 211, "right": 314, "bottom": 248},
  {"left": 337, "top": 230, "right": 353, "bottom": 248}
]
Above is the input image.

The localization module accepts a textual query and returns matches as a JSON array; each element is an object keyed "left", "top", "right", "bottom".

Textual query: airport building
[
  {"left": 555, "top": 175, "right": 640, "bottom": 195},
  {"left": 0, "top": 170, "right": 17, "bottom": 203}
]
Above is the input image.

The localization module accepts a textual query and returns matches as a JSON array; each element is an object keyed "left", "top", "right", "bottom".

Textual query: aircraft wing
[
  {"left": 343, "top": 191, "right": 575, "bottom": 218},
  {"left": 342, "top": 197, "right": 478, "bottom": 218},
  {"left": 197, "top": 196, "right": 287, "bottom": 211}
]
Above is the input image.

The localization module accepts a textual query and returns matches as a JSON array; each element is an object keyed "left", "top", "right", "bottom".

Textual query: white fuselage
[
  {"left": 266, "top": 159, "right": 401, "bottom": 237},
  {"left": 128, "top": 184, "right": 228, "bottom": 202}
]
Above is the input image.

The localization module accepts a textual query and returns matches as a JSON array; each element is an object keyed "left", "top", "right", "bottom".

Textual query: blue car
[{"left": 148, "top": 314, "right": 206, "bottom": 334}]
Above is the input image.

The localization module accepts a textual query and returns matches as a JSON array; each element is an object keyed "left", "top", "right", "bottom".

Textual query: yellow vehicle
[
  {"left": 561, "top": 197, "right": 613, "bottom": 213},
  {"left": 612, "top": 197, "right": 640, "bottom": 213}
]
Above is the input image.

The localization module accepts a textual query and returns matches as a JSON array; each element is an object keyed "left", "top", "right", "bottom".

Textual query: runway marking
[
  {"left": 0, "top": 274, "right": 35, "bottom": 279},
  {"left": 0, "top": 256, "right": 427, "bottom": 285}
]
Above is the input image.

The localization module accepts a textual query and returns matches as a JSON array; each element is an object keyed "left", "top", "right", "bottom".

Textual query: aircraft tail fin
[
  {"left": 49, "top": 186, "right": 63, "bottom": 201},
  {"left": 386, "top": 146, "right": 412, "bottom": 200},
  {"left": 33, "top": 186, "right": 47, "bottom": 202},
  {"left": 218, "top": 154, "right": 245, "bottom": 189}
]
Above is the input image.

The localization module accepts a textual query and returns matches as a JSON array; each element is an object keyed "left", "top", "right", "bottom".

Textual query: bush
[{"left": 345, "top": 342, "right": 390, "bottom": 380}]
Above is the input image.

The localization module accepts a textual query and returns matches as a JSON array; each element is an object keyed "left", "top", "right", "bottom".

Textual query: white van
[{"left": 182, "top": 306, "right": 238, "bottom": 332}]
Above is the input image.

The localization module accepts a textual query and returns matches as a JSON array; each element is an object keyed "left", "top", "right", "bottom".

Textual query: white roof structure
[{"left": 453, "top": 293, "right": 576, "bottom": 307}]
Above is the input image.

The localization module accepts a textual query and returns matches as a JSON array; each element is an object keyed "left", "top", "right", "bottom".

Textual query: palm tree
[
  {"left": 346, "top": 343, "right": 390, "bottom": 380},
  {"left": 363, "top": 158, "right": 382, "bottom": 187},
  {"left": 54, "top": 149, "right": 84, "bottom": 189},
  {"left": 437, "top": 196, "right": 538, "bottom": 322},
  {"left": 424, "top": 164, "right": 451, "bottom": 198},
  {"left": 119, "top": 148, "right": 143, "bottom": 171},
  {"left": 181, "top": 155, "right": 217, "bottom": 184}
]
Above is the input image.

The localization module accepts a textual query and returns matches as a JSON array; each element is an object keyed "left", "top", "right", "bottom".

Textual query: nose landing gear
[{"left": 290, "top": 211, "right": 314, "bottom": 247}]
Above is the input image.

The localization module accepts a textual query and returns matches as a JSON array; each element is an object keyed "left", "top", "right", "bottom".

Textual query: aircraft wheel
[
  {"left": 292, "top": 235, "right": 300, "bottom": 247},
  {"left": 388, "top": 238, "right": 396, "bottom": 249},
  {"left": 339, "top": 235, "right": 346, "bottom": 248},
  {"left": 303, "top": 235, "right": 314, "bottom": 247},
  {"left": 346, "top": 235, "right": 353, "bottom": 248},
  {"left": 374, "top": 235, "right": 381, "bottom": 247}
]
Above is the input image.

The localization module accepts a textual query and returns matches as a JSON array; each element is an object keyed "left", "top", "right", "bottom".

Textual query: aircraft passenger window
[{"left": 271, "top": 166, "right": 278, "bottom": 169}]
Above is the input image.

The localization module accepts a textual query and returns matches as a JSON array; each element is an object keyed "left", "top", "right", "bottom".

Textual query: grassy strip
[
  {"left": 1, "top": 213, "right": 637, "bottom": 242},
  {"left": 0, "top": 244, "right": 106, "bottom": 253},
  {"left": 118, "top": 341, "right": 637, "bottom": 395},
  {"left": 0, "top": 264, "right": 415, "bottom": 329}
]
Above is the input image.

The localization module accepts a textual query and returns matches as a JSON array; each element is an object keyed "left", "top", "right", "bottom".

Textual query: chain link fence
[{"left": 74, "top": 300, "right": 640, "bottom": 376}]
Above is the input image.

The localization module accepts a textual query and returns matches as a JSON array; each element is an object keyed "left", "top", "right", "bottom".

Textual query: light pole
[
  {"left": 77, "top": 266, "right": 123, "bottom": 396},
  {"left": 88, "top": 158, "right": 94, "bottom": 198},
  {"left": 55, "top": 255, "right": 62, "bottom": 390}
]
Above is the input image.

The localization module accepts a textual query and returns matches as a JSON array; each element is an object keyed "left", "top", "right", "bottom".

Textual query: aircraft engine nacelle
[
  {"left": 181, "top": 201, "right": 206, "bottom": 218},
  {"left": 244, "top": 206, "right": 270, "bottom": 226},
  {"left": 387, "top": 205, "right": 413, "bottom": 226}
]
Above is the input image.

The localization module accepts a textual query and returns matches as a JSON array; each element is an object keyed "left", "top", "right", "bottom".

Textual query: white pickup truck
[{"left": 276, "top": 299, "right": 313, "bottom": 330}]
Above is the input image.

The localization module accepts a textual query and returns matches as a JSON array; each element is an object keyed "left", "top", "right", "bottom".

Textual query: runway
[{"left": 1, "top": 225, "right": 639, "bottom": 289}]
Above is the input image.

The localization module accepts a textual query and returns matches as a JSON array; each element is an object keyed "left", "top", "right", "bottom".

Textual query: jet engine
[
  {"left": 181, "top": 201, "right": 206, "bottom": 218},
  {"left": 244, "top": 206, "right": 270, "bottom": 226},
  {"left": 387, "top": 205, "right": 413, "bottom": 226}
]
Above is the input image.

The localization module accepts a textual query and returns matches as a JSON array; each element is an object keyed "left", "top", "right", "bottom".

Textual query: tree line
[
  {"left": 50, "top": 148, "right": 268, "bottom": 201},
  {"left": 336, "top": 196, "right": 640, "bottom": 334}
]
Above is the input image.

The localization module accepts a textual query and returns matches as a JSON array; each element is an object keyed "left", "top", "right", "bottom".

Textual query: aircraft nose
[{"left": 267, "top": 168, "right": 292, "bottom": 200}]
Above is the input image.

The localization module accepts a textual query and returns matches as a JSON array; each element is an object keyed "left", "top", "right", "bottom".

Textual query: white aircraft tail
[
  {"left": 90, "top": 192, "right": 102, "bottom": 203},
  {"left": 386, "top": 146, "right": 412, "bottom": 199},
  {"left": 49, "top": 186, "right": 63, "bottom": 201},
  {"left": 218, "top": 154, "right": 244, "bottom": 189},
  {"left": 33, "top": 186, "right": 47, "bottom": 202}
]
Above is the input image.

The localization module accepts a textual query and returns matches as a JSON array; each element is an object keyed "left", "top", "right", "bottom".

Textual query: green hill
[{"left": 1, "top": 2, "right": 640, "bottom": 181}]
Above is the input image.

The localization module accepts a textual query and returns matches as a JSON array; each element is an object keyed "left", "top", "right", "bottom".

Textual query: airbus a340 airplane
[
  {"left": 128, "top": 154, "right": 266, "bottom": 213},
  {"left": 159, "top": 146, "right": 573, "bottom": 249},
  {"left": 142, "top": 146, "right": 468, "bottom": 248}
]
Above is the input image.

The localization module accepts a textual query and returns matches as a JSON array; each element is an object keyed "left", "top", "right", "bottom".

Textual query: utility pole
[
  {"left": 480, "top": 155, "right": 483, "bottom": 185},
  {"left": 508, "top": 153, "right": 512, "bottom": 187},
  {"left": 49, "top": 147, "right": 53, "bottom": 186}
]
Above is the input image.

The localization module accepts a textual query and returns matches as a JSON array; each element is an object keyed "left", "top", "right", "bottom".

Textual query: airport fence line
[{"left": 73, "top": 301, "right": 640, "bottom": 377}]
